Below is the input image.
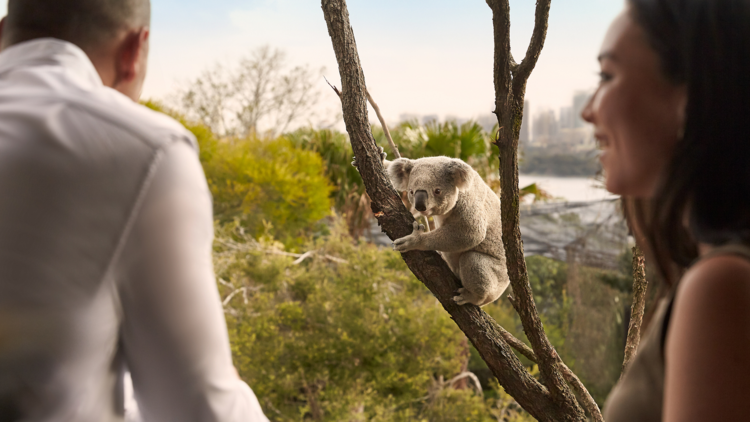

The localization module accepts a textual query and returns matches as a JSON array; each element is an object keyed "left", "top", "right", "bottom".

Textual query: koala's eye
[
  {"left": 409, "top": 190, "right": 413, "bottom": 195},
  {"left": 434, "top": 189, "right": 441, "bottom": 195}
]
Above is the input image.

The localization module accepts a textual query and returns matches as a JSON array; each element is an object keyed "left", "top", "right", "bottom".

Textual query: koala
[{"left": 384, "top": 155, "right": 510, "bottom": 307}]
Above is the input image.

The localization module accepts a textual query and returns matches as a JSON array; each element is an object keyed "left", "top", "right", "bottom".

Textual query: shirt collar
[{"left": 0, "top": 38, "right": 104, "bottom": 88}]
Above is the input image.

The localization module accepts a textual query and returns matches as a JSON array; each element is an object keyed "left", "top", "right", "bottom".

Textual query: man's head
[{"left": 0, "top": 0, "right": 152, "bottom": 100}]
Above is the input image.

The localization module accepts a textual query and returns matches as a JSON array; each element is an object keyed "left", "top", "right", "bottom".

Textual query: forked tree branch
[
  {"left": 514, "top": 0, "right": 552, "bottom": 85},
  {"left": 321, "top": 0, "right": 587, "bottom": 420},
  {"left": 623, "top": 245, "right": 648, "bottom": 375},
  {"left": 487, "top": 0, "right": 591, "bottom": 419}
]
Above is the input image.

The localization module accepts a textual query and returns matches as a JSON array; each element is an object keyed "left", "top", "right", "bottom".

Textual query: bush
[
  {"left": 143, "top": 101, "right": 333, "bottom": 247},
  {"left": 217, "top": 220, "right": 469, "bottom": 420},
  {"left": 204, "top": 136, "right": 332, "bottom": 245}
]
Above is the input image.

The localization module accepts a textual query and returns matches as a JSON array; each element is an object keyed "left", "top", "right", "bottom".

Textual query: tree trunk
[{"left": 321, "top": 0, "right": 593, "bottom": 420}]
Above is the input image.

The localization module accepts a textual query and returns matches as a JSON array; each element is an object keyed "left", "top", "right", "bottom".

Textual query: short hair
[{"left": 4, "top": 0, "right": 150, "bottom": 48}]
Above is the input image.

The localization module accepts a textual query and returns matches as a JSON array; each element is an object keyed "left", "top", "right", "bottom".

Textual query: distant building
[
  {"left": 559, "top": 106, "right": 574, "bottom": 129},
  {"left": 476, "top": 114, "right": 497, "bottom": 134},
  {"left": 533, "top": 109, "right": 558, "bottom": 146}
]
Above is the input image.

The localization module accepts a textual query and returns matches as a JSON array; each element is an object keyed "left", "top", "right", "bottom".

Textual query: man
[{"left": 0, "top": 0, "right": 268, "bottom": 421}]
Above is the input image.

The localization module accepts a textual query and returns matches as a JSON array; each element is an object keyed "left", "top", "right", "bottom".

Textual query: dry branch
[
  {"left": 623, "top": 245, "right": 648, "bottom": 375},
  {"left": 365, "top": 89, "right": 400, "bottom": 159},
  {"left": 321, "top": 0, "right": 590, "bottom": 420},
  {"left": 325, "top": 78, "right": 400, "bottom": 159}
]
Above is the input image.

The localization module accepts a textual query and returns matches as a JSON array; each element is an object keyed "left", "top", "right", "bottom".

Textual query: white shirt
[{"left": 0, "top": 39, "right": 268, "bottom": 422}]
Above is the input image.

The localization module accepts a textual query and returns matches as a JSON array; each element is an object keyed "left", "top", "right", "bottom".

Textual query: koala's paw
[
  {"left": 351, "top": 147, "right": 387, "bottom": 169},
  {"left": 392, "top": 221, "right": 425, "bottom": 252},
  {"left": 453, "top": 288, "right": 476, "bottom": 306},
  {"left": 378, "top": 146, "right": 387, "bottom": 163}
]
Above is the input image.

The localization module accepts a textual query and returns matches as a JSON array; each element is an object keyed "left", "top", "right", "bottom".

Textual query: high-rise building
[
  {"left": 559, "top": 106, "right": 573, "bottom": 129},
  {"left": 533, "top": 109, "right": 558, "bottom": 146}
]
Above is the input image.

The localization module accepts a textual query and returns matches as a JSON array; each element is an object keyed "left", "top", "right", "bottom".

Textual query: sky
[{"left": 0, "top": 0, "right": 625, "bottom": 124}]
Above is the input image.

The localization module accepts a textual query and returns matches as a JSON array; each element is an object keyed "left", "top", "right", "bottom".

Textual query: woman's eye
[
  {"left": 434, "top": 189, "right": 441, "bottom": 195},
  {"left": 598, "top": 71, "right": 613, "bottom": 83}
]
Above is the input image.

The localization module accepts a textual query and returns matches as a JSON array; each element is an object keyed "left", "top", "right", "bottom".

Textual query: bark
[
  {"left": 322, "top": 0, "right": 592, "bottom": 420},
  {"left": 623, "top": 245, "right": 648, "bottom": 375}
]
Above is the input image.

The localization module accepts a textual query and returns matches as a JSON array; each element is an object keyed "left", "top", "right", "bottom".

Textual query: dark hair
[
  {"left": 626, "top": 0, "right": 750, "bottom": 285},
  {"left": 4, "top": 0, "right": 151, "bottom": 48}
]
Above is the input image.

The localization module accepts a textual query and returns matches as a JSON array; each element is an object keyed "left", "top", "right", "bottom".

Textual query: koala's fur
[{"left": 385, "top": 156, "right": 510, "bottom": 307}]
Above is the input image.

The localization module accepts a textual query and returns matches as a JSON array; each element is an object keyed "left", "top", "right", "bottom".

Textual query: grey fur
[{"left": 385, "top": 155, "right": 510, "bottom": 307}]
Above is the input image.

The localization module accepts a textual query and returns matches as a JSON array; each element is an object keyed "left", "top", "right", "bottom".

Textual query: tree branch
[
  {"left": 487, "top": 0, "right": 586, "bottom": 418},
  {"left": 321, "top": 1, "right": 585, "bottom": 420},
  {"left": 623, "top": 245, "right": 648, "bottom": 375},
  {"left": 366, "top": 89, "right": 400, "bottom": 159},
  {"left": 514, "top": 0, "right": 552, "bottom": 87}
]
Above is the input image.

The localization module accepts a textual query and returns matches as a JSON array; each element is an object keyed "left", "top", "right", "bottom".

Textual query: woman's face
[{"left": 581, "top": 9, "right": 686, "bottom": 198}]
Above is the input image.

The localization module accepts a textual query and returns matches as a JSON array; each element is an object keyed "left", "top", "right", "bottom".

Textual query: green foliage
[
  {"left": 599, "top": 247, "right": 635, "bottom": 293},
  {"left": 372, "top": 120, "right": 499, "bottom": 180},
  {"left": 215, "top": 219, "right": 538, "bottom": 421},
  {"left": 204, "top": 136, "right": 332, "bottom": 245},
  {"left": 285, "top": 128, "right": 363, "bottom": 210},
  {"left": 218, "top": 220, "right": 463, "bottom": 420},
  {"left": 142, "top": 101, "right": 332, "bottom": 247}
]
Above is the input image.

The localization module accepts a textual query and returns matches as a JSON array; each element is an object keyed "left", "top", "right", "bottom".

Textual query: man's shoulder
[{"left": 71, "top": 88, "right": 199, "bottom": 152}]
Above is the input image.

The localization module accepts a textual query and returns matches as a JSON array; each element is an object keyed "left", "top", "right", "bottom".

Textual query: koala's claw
[
  {"left": 393, "top": 221, "right": 425, "bottom": 252},
  {"left": 453, "top": 288, "right": 468, "bottom": 306},
  {"left": 351, "top": 147, "right": 387, "bottom": 170}
]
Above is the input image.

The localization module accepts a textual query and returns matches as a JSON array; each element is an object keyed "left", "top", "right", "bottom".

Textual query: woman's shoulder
[
  {"left": 663, "top": 248, "right": 750, "bottom": 421},
  {"left": 675, "top": 249, "right": 750, "bottom": 333},
  {"left": 680, "top": 247, "right": 750, "bottom": 301}
]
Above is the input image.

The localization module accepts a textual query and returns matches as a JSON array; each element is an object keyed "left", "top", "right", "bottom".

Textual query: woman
[{"left": 581, "top": 0, "right": 750, "bottom": 420}]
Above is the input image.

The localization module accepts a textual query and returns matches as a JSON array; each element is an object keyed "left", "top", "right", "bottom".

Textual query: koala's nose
[{"left": 414, "top": 190, "right": 428, "bottom": 212}]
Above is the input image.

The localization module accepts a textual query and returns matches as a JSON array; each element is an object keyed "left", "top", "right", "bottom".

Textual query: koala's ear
[
  {"left": 387, "top": 158, "right": 414, "bottom": 191},
  {"left": 447, "top": 159, "right": 472, "bottom": 190}
]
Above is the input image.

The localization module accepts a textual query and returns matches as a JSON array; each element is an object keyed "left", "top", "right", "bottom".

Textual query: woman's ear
[{"left": 387, "top": 158, "right": 414, "bottom": 191}]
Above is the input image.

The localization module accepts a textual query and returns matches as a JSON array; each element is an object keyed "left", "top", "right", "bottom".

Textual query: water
[{"left": 518, "top": 174, "right": 618, "bottom": 203}]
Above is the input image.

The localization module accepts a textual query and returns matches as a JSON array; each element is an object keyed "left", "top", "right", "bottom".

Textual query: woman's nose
[{"left": 581, "top": 92, "right": 596, "bottom": 124}]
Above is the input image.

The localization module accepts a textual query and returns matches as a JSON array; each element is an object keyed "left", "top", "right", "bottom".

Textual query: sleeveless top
[{"left": 603, "top": 244, "right": 750, "bottom": 421}]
